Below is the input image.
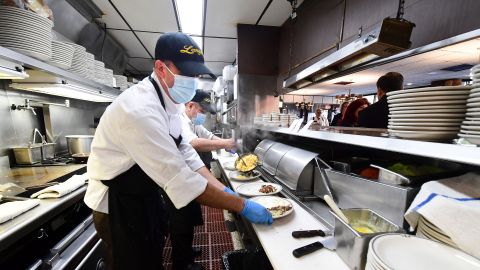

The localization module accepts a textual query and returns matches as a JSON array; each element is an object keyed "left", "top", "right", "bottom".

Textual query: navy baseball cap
[
  {"left": 192, "top": 90, "right": 216, "bottom": 114},
  {"left": 155, "top": 32, "right": 215, "bottom": 79}
]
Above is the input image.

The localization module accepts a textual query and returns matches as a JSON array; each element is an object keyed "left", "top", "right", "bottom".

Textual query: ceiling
[
  {"left": 287, "top": 37, "right": 480, "bottom": 97},
  {"left": 92, "top": 0, "right": 303, "bottom": 77}
]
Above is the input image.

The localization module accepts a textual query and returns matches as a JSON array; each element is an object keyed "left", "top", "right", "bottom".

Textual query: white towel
[
  {"left": 30, "top": 173, "right": 88, "bottom": 199},
  {"left": 0, "top": 199, "right": 40, "bottom": 223},
  {"left": 404, "top": 172, "right": 480, "bottom": 258}
]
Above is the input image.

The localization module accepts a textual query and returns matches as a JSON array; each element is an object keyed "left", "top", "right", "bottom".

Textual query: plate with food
[
  {"left": 235, "top": 153, "right": 259, "bottom": 172},
  {"left": 229, "top": 170, "right": 262, "bottom": 181},
  {"left": 236, "top": 182, "right": 282, "bottom": 196},
  {"left": 223, "top": 161, "right": 236, "bottom": 171},
  {"left": 250, "top": 196, "right": 293, "bottom": 219}
]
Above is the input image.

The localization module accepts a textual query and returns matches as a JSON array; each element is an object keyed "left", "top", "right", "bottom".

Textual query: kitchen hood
[{"left": 283, "top": 17, "right": 415, "bottom": 90}]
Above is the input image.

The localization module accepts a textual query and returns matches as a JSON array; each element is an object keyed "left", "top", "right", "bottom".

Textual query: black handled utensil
[
  {"left": 292, "top": 230, "right": 330, "bottom": 238},
  {"left": 292, "top": 237, "right": 336, "bottom": 258}
]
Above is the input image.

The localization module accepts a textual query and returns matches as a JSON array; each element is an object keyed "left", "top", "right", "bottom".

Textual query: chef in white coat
[{"left": 84, "top": 32, "right": 272, "bottom": 270}]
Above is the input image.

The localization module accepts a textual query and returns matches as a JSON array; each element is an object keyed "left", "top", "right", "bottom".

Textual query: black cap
[
  {"left": 191, "top": 90, "right": 216, "bottom": 114},
  {"left": 155, "top": 32, "right": 215, "bottom": 79}
]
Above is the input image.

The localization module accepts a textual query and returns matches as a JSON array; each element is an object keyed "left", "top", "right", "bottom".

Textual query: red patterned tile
[
  {"left": 211, "top": 232, "right": 234, "bottom": 246},
  {"left": 193, "top": 232, "right": 210, "bottom": 246},
  {"left": 206, "top": 221, "right": 229, "bottom": 233}
]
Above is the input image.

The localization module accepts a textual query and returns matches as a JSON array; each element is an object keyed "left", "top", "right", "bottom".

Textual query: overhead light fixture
[
  {"left": 0, "top": 59, "right": 29, "bottom": 79},
  {"left": 175, "top": 0, "right": 204, "bottom": 50},
  {"left": 9, "top": 82, "right": 115, "bottom": 102}
]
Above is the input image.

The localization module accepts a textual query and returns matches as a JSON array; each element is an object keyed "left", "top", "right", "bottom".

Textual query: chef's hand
[
  {"left": 240, "top": 199, "right": 273, "bottom": 225},
  {"left": 224, "top": 186, "right": 239, "bottom": 196},
  {"left": 224, "top": 138, "right": 236, "bottom": 152}
]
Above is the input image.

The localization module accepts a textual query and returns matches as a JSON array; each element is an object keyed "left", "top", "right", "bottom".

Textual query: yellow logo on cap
[{"left": 180, "top": 45, "right": 203, "bottom": 56}]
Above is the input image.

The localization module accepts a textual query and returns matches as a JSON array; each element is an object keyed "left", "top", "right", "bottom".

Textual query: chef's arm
[
  {"left": 196, "top": 166, "right": 225, "bottom": 190},
  {"left": 190, "top": 137, "right": 235, "bottom": 152},
  {"left": 195, "top": 183, "right": 244, "bottom": 213}
]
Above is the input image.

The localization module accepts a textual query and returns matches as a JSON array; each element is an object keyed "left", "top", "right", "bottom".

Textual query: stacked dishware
[
  {"left": 0, "top": 6, "right": 53, "bottom": 60},
  {"left": 387, "top": 85, "right": 471, "bottom": 141},
  {"left": 253, "top": 116, "right": 263, "bottom": 125},
  {"left": 279, "top": 114, "right": 289, "bottom": 127},
  {"left": 104, "top": 68, "right": 114, "bottom": 87},
  {"left": 48, "top": 40, "right": 74, "bottom": 69},
  {"left": 85, "top": 52, "right": 95, "bottom": 80},
  {"left": 113, "top": 74, "right": 128, "bottom": 90},
  {"left": 458, "top": 64, "right": 480, "bottom": 145},
  {"left": 66, "top": 42, "right": 88, "bottom": 77},
  {"left": 365, "top": 234, "right": 480, "bottom": 270},
  {"left": 415, "top": 216, "right": 458, "bottom": 248},
  {"left": 94, "top": 60, "right": 106, "bottom": 84},
  {"left": 262, "top": 113, "right": 271, "bottom": 122},
  {"left": 271, "top": 112, "right": 280, "bottom": 121}
]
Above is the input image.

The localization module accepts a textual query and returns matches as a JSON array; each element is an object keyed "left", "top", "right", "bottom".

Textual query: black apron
[{"left": 100, "top": 76, "right": 184, "bottom": 270}]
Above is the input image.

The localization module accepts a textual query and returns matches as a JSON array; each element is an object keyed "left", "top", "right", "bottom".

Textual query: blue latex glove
[
  {"left": 224, "top": 186, "right": 238, "bottom": 196},
  {"left": 240, "top": 199, "right": 273, "bottom": 225},
  {"left": 227, "top": 149, "right": 236, "bottom": 154}
]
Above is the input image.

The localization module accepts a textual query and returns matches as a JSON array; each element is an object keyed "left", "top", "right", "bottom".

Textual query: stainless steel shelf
[
  {"left": 0, "top": 46, "right": 121, "bottom": 97},
  {"left": 254, "top": 125, "right": 480, "bottom": 167}
]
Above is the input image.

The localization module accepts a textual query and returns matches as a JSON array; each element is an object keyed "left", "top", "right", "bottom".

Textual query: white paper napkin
[
  {"left": 0, "top": 199, "right": 40, "bottom": 223},
  {"left": 404, "top": 172, "right": 480, "bottom": 258},
  {"left": 30, "top": 173, "right": 88, "bottom": 199}
]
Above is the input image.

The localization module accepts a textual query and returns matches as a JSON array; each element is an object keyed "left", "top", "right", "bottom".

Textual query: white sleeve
[
  {"left": 195, "top": 125, "right": 214, "bottom": 140},
  {"left": 178, "top": 136, "right": 205, "bottom": 171},
  {"left": 120, "top": 107, "right": 207, "bottom": 209}
]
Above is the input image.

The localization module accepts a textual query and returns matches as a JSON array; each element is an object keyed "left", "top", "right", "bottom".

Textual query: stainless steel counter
[
  {"left": 254, "top": 125, "right": 480, "bottom": 167},
  {"left": 0, "top": 166, "right": 87, "bottom": 253}
]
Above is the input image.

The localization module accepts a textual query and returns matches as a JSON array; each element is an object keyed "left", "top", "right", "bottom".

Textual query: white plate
[
  {"left": 388, "top": 125, "right": 459, "bottom": 131},
  {"left": 470, "top": 92, "right": 480, "bottom": 98},
  {"left": 389, "top": 130, "right": 457, "bottom": 140},
  {"left": 463, "top": 121, "right": 480, "bottom": 125},
  {"left": 466, "top": 112, "right": 480, "bottom": 117},
  {"left": 370, "top": 234, "right": 480, "bottom": 270},
  {"left": 48, "top": 60, "right": 71, "bottom": 69},
  {"left": 419, "top": 217, "right": 450, "bottom": 237},
  {"left": 0, "top": 7, "right": 53, "bottom": 27},
  {"left": 390, "top": 105, "right": 467, "bottom": 111},
  {"left": 229, "top": 170, "right": 261, "bottom": 181},
  {"left": 389, "top": 122, "right": 460, "bottom": 127},
  {"left": 467, "top": 102, "right": 480, "bottom": 107},
  {"left": 0, "top": 43, "right": 51, "bottom": 56},
  {"left": 3, "top": 47, "right": 51, "bottom": 60},
  {"left": 468, "top": 97, "right": 480, "bottom": 103},
  {"left": 417, "top": 226, "right": 457, "bottom": 248},
  {"left": 471, "top": 88, "right": 480, "bottom": 93},
  {"left": 389, "top": 113, "right": 465, "bottom": 118},
  {"left": 388, "top": 95, "right": 468, "bottom": 104},
  {"left": 389, "top": 108, "right": 466, "bottom": 114},
  {"left": 387, "top": 90, "right": 470, "bottom": 100},
  {"left": 223, "top": 161, "right": 236, "bottom": 171},
  {"left": 390, "top": 100, "right": 467, "bottom": 107},
  {"left": 461, "top": 125, "right": 480, "bottom": 131},
  {"left": 236, "top": 182, "right": 282, "bottom": 197},
  {"left": 250, "top": 196, "right": 293, "bottom": 219},
  {"left": 390, "top": 118, "right": 462, "bottom": 122},
  {"left": 467, "top": 108, "right": 480, "bottom": 112},
  {"left": 387, "top": 86, "right": 472, "bottom": 96},
  {"left": 458, "top": 134, "right": 480, "bottom": 145}
]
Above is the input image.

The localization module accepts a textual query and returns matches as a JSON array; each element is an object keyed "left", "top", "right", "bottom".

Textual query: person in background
[
  {"left": 358, "top": 72, "right": 404, "bottom": 128},
  {"left": 330, "top": 101, "right": 349, "bottom": 126},
  {"left": 168, "top": 90, "right": 235, "bottom": 270},
  {"left": 84, "top": 32, "right": 272, "bottom": 270},
  {"left": 182, "top": 90, "right": 236, "bottom": 169},
  {"left": 313, "top": 107, "right": 329, "bottom": 126},
  {"left": 339, "top": 98, "right": 370, "bottom": 127}
]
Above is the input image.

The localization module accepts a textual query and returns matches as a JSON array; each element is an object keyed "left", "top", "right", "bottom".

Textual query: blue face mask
[
  {"left": 192, "top": 112, "right": 206, "bottom": 125},
  {"left": 163, "top": 65, "right": 197, "bottom": 104}
]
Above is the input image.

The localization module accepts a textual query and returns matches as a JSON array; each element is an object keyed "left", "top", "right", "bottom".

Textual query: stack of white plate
[
  {"left": 271, "top": 112, "right": 279, "bottom": 121},
  {"left": 0, "top": 6, "right": 53, "bottom": 60},
  {"left": 48, "top": 41, "right": 74, "bottom": 69},
  {"left": 104, "top": 68, "right": 114, "bottom": 87},
  {"left": 253, "top": 116, "right": 263, "bottom": 125},
  {"left": 458, "top": 65, "right": 480, "bottom": 145},
  {"left": 85, "top": 52, "right": 95, "bottom": 80},
  {"left": 365, "top": 233, "right": 480, "bottom": 270},
  {"left": 94, "top": 60, "right": 106, "bottom": 84},
  {"left": 279, "top": 114, "right": 289, "bottom": 127},
  {"left": 66, "top": 42, "right": 88, "bottom": 77},
  {"left": 113, "top": 75, "right": 128, "bottom": 90},
  {"left": 387, "top": 85, "right": 471, "bottom": 141},
  {"left": 262, "top": 113, "right": 271, "bottom": 122},
  {"left": 416, "top": 216, "right": 458, "bottom": 248}
]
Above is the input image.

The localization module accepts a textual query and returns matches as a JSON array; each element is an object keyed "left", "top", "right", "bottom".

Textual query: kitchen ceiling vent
[
  {"left": 283, "top": 17, "right": 415, "bottom": 90},
  {"left": 440, "top": 64, "right": 474, "bottom": 72}
]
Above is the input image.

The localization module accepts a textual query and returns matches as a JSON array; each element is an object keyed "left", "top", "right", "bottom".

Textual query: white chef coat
[
  {"left": 84, "top": 72, "right": 207, "bottom": 214},
  {"left": 181, "top": 112, "right": 214, "bottom": 143},
  {"left": 314, "top": 114, "right": 330, "bottom": 126}
]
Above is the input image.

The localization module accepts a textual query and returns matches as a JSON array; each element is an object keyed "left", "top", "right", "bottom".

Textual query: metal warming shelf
[
  {"left": 253, "top": 139, "right": 276, "bottom": 165},
  {"left": 261, "top": 142, "right": 293, "bottom": 176},
  {"left": 275, "top": 148, "right": 318, "bottom": 195}
]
